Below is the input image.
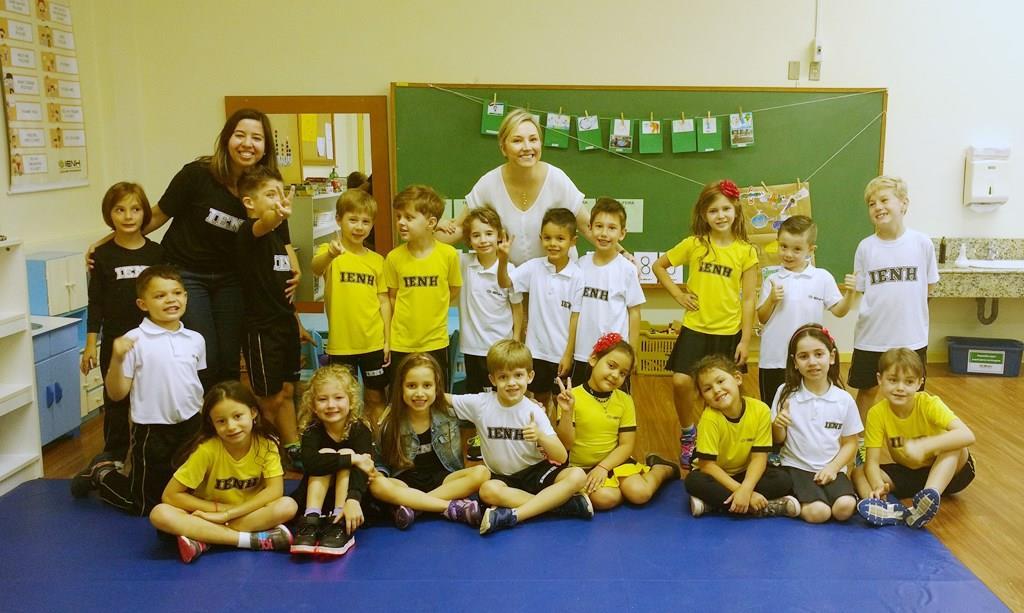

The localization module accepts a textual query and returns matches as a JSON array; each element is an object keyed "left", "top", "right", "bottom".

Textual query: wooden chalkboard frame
[{"left": 390, "top": 83, "right": 886, "bottom": 279}]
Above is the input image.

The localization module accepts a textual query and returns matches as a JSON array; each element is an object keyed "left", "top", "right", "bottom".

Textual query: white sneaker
[{"left": 689, "top": 495, "right": 707, "bottom": 517}]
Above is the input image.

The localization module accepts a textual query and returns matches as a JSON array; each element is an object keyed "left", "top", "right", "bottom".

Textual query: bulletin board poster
[
  {"left": 739, "top": 182, "right": 812, "bottom": 280},
  {"left": 1, "top": 0, "right": 88, "bottom": 193}
]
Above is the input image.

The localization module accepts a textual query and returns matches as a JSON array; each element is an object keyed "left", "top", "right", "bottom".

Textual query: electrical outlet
[
  {"left": 809, "top": 61, "right": 822, "bottom": 81},
  {"left": 788, "top": 61, "right": 801, "bottom": 80}
]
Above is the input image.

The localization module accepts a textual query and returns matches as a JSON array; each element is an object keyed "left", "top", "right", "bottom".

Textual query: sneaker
[
  {"left": 645, "top": 453, "right": 681, "bottom": 481},
  {"left": 855, "top": 438, "right": 866, "bottom": 467},
  {"left": 69, "top": 456, "right": 117, "bottom": 498},
  {"left": 466, "top": 435, "right": 482, "bottom": 462},
  {"left": 444, "top": 498, "right": 482, "bottom": 526},
  {"left": 905, "top": 488, "right": 940, "bottom": 529},
  {"left": 689, "top": 495, "right": 707, "bottom": 517},
  {"left": 290, "top": 514, "right": 321, "bottom": 555},
  {"left": 551, "top": 493, "right": 595, "bottom": 519},
  {"left": 768, "top": 452, "right": 782, "bottom": 467},
  {"left": 177, "top": 535, "right": 209, "bottom": 564},
  {"left": 479, "top": 506, "right": 517, "bottom": 535},
  {"left": 285, "top": 445, "right": 303, "bottom": 471},
  {"left": 857, "top": 498, "right": 908, "bottom": 526},
  {"left": 317, "top": 520, "right": 355, "bottom": 556},
  {"left": 679, "top": 426, "right": 697, "bottom": 470},
  {"left": 760, "top": 495, "right": 801, "bottom": 518},
  {"left": 252, "top": 524, "right": 292, "bottom": 551},
  {"left": 393, "top": 505, "right": 417, "bottom": 530}
]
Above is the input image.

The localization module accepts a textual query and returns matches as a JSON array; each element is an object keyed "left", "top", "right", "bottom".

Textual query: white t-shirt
[
  {"left": 459, "top": 253, "right": 523, "bottom": 357},
  {"left": 853, "top": 228, "right": 938, "bottom": 351},
  {"left": 450, "top": 392, "right": 555, "bottom": 476},
  {"left": 466, "top": 164, "right": 584, "bottom": 265},
  {"left": 758, "top": 264, "right": 843, "bottom": 369},
  {"left": 571, "top": 253, "right": 646, "bottom": 362},
  {"left": 508, "top": 256, "right": 583, "bottom": 363},
  {"left": 771, "top": 383, "right": 863, "bottom": 472},
  {"left": 120, "top": 318, "right": 206, "bottom": 425}
]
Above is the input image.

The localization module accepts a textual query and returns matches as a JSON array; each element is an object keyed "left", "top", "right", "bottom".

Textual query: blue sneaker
[
  {"left": 905, "top": 488, "right": 940, "bottom": 529},
  {"left": 551, "top": 493, "right": 594, "bottom": 519},
  {"left": 479, "top": 507, "right": 517, "bottom": 535},
  {"left": 857, "top": 498, "right": 907, "bottom": 526}
]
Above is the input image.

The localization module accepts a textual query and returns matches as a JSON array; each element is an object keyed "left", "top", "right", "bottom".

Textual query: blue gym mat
[{"left": 0, "top": 479, "right": 1006, "bottom": 612}]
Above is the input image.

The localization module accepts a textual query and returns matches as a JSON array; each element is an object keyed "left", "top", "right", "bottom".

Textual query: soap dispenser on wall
[{"left": 963, "top": 147, "right": 1010, "bottom": 212}]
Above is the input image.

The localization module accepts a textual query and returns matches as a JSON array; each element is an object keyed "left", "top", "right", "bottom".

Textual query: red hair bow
[
  {"left": 821, "top": 326, "right": 835, "bottom": 344},
  {"left": 592, "top": 332, "right": 623, "bottom": 355},
  {"left": 719, "top": 179, "right": 740, "bottom": 199}
]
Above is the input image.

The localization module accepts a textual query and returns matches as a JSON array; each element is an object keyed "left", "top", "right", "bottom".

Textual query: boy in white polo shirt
[
  {"left": 757, "top": 215, "right": 853, "bottom": 403},
  {"left": 497, "top": 207, "right": 582, "bottom": 411},
  {"left": 445, "top": 339, "right": 591, "bottom": 535},
  {"left": 459, "top": 205, "right": 523, "bottom": 393},
  {"left": 79, "top": 265, "right": 206, "bottom": 516},
  {"left": 569, "top": 197, "right": 645, "bottom": 390}
]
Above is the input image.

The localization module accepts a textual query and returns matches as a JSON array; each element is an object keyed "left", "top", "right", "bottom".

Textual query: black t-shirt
[
  {"left": 87, "top": 238, "right": 164, "bottom": 338},
  {"left": 297, "top": 421, "right": 373, "bottom": 502},
  {"left": 159, "top": 160, "right": 290, "bottom": 273},
  {"left": 411, "top": 428, "right": 446, "bottom": 475},
  {"left": 236, "top": 218, "right": 295, "bottom": 326}
]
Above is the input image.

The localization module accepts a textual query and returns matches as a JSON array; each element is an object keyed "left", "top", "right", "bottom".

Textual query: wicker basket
[{"left": 637, "top": 320, "right": 682, "bottom": 376}]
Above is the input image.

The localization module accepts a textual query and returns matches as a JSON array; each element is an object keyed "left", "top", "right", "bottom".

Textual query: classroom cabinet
[
  {"left": 0, "top": 239, "right": 44, "bottom": 496},
  {"left": 290, "top": 193, "right": 341, "bottom": 302},
  {"left": 27, "top": 251, "right": 88, "bottom": 316},
  {"left": 32, "top": 317, "right": 81, "bottom": 445}
]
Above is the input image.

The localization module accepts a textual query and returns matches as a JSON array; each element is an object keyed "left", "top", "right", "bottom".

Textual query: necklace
[{"left": 520, "top": 191, "right": 528, "bottom": 207}]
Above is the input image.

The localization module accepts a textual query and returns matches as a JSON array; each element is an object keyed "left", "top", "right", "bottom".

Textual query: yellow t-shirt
[
  {"left": 564, "top": 386, "right": 637, "bottom": 469},
  {"left": 665, "top": 236, "right": 758, "bottom": 335},
  {"left": 864, "top": 392, "right": 958, "bottom": 469},
  {"left": 385, "top": 241, "right": 463, "bottom": 352},
  {"left": 173, "top": 436, "right": 284, "bottom": 506},
  {"left": 693, "top": 396, "right": 772, "bottom": 475},
  {"left": 316, "top": 243, "right": 387, "bottom": 355}
]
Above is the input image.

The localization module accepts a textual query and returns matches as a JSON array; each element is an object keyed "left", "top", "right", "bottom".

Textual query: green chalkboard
[{"left": 392, "top": 83, "right": 886, "bottom": 277}]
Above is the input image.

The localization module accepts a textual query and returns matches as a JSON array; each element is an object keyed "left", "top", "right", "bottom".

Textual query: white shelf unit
[
  {"left": 291, "top": 192, "right": 341, "bottom": 302},
  {"left": 0, "top": 239, "right": 43, "bottom": 496}
]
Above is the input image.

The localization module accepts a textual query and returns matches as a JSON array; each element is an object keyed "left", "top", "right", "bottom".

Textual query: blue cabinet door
[
  {"left": 36, "top": 349, "right": 81, "bottom": 445},
  {"left": 35, "top": 358, "right": 54, "bottom": 445}
]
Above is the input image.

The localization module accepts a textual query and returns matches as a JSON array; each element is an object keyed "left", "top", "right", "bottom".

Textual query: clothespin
[
  {"left": 797, "top": 177, "right": 802, "bottom": 189},
  {"left": 680, "top": 112, "right": 685, "bottom": 122},
  {"left": 558, "top": 106, "right": 563, "bottom": 115},
  {"left": 739, "top": 106, "right": 743, "bottom": 115},
  {"left": 492, "top": 93, "right": 497, "bottom": 104},
  {"left": 650, "top": 112, "right": 655, "bottom": 122},
  {"left": 584, "top": 110, "right": 589, "bottom": 118},
  {"left": 706, "top": 111, "right": 712, "bottom": 120},
  {"left": 620, "top": 112, "right": 625, "bottom": 121}
]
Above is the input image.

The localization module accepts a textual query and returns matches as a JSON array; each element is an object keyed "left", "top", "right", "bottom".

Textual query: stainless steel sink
[{"left": 30, "top": 322, "right": 42, "bottom": 330}]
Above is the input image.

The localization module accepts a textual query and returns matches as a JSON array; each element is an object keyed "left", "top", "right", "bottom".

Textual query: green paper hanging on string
[
  {"left": 639, "top": 119, "right": 663, "bottom": 154},
  {"left": 697, "top": 115, "right": 722, "bottom": 152},
  {"left": 730, "top": 111, "right": 754, "bottom": 148},
  {"left": 609, "top": 118, "right": 633, "bottom": 153},
  {"left": 544, "top": 111, "right": 571, "bottom": 149},
  {"left": 481, "top": 101, "right": 505, "bottom": 135},
  {"left": 671, "top": 118, "right": 697, "bottom": 153},
  {"left": 576, "top": 114, "right": 602, "bottom": 151}
]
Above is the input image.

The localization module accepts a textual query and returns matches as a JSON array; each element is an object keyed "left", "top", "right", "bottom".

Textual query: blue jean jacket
[{"left": 376, "top": 411, "right": 465, "bottom": 476}]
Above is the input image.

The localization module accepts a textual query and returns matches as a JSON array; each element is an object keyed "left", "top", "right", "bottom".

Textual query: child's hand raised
[
  {"left": 497, "top": 232, "right": 514, "bottom": 259},
  {"left": 774, "top": 402, "right": 792, "bottom": 429},
  {"left": 111, "top": 336, "right": 134, "bottom": 361},
  {"left": 554, "top": 376, "right": 574, "bottom": 414},
  {"left": 327, "top": 238, "right": 345, "bottom": 258},
  {"left": 842, "top": 272, "right": 857, "bottom": 294},
  {"left": 769, "top": 279, "right": 784, "bottom": 304},
  {"left": 522, "top": 412, "right": 540, "bottom": 443}
]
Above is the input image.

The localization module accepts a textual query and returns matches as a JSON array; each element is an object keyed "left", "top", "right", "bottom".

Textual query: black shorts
[
  {"left": 667, "top": 326, "right": 744, "bottom": 376},
  {"left": 328, "top": 350, "right": 389, "bottom": 391},
  {"left": 463, "top": 353, "right": 492, "bottom": 393},
  {"left": 570, "top": 359, "right": 630, "bottom": 393},
  {"left": 493, "top": 460, "right": 567, "bottom": 495},
  {"left": 391, "top": 348, "right": 450, "bottom": 389},
  {"left": 848, "top": 347, "right": 928, "bottom": 390},
  {"left": 244, "top": 318, "right": 300, "bottom": 397},
  {"left": 396, "top": 466, "right": 449, "bottom": 492},
  {"left": 528, "top": 359, "right": 561, "bottom": 395},
  {"left": 786, "top": 467, "right": 856, "bottom": 505},
  {"left": 883, "top": 453, "right": 975, "bottom": 498},
  {"left": 758, "top": 368, "right": 786, "bottom": 404}
]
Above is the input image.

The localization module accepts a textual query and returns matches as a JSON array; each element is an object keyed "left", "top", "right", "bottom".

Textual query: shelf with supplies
[
  {"left": 291, "top": 193, "right": 342, "bottom": 302},
  {"left": 0, "top": 238, "right": 44, "bottom": 495}
]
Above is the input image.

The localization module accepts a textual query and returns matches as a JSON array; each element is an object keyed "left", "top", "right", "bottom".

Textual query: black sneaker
[
  {"left": 551, "top": 493, "right": 594, "bottom": 519},
  {"left": 285, "top": 445, "right": 303, "bottom": 471},
  {"left": 290, "top": 514, "right": 321, "bottom": 555},
  {"left": 466, "top": 435, "right": 482, "bottom": 462},
  {"left": 317, "top": 518, "right": 355, "bottom": 556},
  {"left": 70, "top": 455, "right": 118, "bottom": 498},
  {"left": 479, "top": 507, "right": 517, "bottom": 535},
  {"left": 645, "top": 453, "right": 681, "bottom": 481}
]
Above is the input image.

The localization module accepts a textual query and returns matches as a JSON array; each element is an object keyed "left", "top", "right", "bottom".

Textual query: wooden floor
[{"left": 43, "top": 364, "right": 1021, "bottom": 610}]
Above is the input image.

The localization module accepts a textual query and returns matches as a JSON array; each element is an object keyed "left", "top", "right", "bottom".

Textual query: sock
[
  {"left": 332, "top": 506, "right": 344, "bottom": 518},
  {"left": 680, "top": 425, "right": 696, "bottom": 439},
  {"left": 237, "top": 532, "right": 252, "bottom": 549},
  {"left": 304, "top": 508, "right": 320, "bottom": 518}
]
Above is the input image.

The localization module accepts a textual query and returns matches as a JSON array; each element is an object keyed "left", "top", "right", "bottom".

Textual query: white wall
[{"left": 3, "top": 0, "right": 1021, "bottom": 354}]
